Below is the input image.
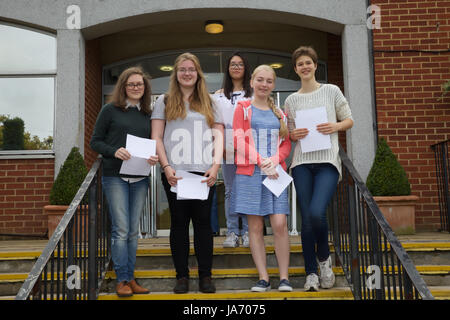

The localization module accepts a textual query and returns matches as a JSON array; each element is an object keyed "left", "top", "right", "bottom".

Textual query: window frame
[{"left": 0, "top": 22, "right": 57, "bottom": 157}]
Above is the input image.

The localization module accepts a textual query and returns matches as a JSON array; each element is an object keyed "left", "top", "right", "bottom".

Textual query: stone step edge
[
  {"left": 98, "top": 287, "right": 354, "bottom": 300},
  {"left": 3, "top": 286, "right": 449, "bottom": 300},
  {"left": 2, "top": 265, "right": 450, "bottom": 283},
  {"left": 1, "top": 242, "right": 450, "bottom": 260}
]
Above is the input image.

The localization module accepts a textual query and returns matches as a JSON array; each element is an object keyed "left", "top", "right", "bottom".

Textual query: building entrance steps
[{"left": 1, "top": 232, "right": 450, "bottom": 299}]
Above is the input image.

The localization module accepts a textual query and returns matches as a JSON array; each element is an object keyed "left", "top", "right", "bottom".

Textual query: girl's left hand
[
  {"left": 202, "top": 166, "right": 219, "bottom": 187},
  {"left": 316, "top": 122, "right": 340, "bottom": 135},
  {"left": 147, "top": 155, "right": 159, "bottom": 166}
]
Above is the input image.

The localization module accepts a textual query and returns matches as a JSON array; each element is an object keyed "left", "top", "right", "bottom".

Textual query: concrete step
[
  {"left": 97, "top": 286, "right": 450, "bottom": 300},
  {"left": 2, "top": 242, "right": 449, "bottom": 274}
]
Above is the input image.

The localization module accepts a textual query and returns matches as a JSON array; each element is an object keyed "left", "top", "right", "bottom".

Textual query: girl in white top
[
  {"left": 214, "top": 52, "right": 252, "bottom": 248},
  {"left": 285, "top": 46, "right": 354, "bottom": 292}
]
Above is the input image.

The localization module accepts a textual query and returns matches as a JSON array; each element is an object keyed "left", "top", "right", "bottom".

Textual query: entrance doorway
[{"left": 102, "top": 48, "right": 327, "bottom": 236}]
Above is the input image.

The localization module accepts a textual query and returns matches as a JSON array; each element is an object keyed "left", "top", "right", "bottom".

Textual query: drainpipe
[{"left": 367, "top": 0, "right": 379, "bottom": 149}]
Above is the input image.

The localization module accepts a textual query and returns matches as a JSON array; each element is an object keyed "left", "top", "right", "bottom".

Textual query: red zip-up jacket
[{"left": 233, "top": 100, "right": 291, "bottom": 176}]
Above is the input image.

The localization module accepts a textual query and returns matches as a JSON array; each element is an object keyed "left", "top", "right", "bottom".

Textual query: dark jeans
[
  {"left": 161, "top": 172, "right": 215, "bottom": 280},
  {"left": 292, "top": 163, "right": 339, "bottom": 275}
]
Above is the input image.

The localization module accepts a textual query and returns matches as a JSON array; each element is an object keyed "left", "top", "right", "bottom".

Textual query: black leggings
[{"left": 161, "top": 172, "right": 215, "bottom": 280}]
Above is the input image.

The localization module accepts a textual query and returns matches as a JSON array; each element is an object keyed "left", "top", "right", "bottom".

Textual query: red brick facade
[
  {"left": 0, "top": 158, "right": 54, "bottom": 236},
  {"left": 371, "top": 0, "right": 450, "bottom": 230},
  {"left": 84, "top": 39, "right": 103, "bottom": 169}
]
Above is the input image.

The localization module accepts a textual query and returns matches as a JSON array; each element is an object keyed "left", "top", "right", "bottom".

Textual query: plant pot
[
  {"left": 44, "top": 204, "right": 88, "bottom": 239},
  {"left": 373, "top": 195, "right": 419, "bottom": 235}
]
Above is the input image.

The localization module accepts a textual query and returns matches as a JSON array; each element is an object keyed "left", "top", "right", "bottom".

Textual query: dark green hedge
[
  {"left": 3, "top": 117, "right": 24, "bottom": 150},
  {"left": 366, "top": 138, "right": 411, "bottom": 196},
  {"left": 49, "top": 147, "right": 88, "bottom": 205}
]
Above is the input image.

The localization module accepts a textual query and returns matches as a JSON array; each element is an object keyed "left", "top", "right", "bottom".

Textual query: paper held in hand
[
  {"left": 262, "top": 165, "right": 293, "bottom": 198},
  {"left": 119, "top": 134, "right": 156, "bottom": 176},
  {"left": 170, "top": 170, "right": 210, "bottom": 200},
  {"left": 295, "top": 107, "right": 331, "bottom": 153}
]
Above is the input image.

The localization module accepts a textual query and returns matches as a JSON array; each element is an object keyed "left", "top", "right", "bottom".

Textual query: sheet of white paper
[
  {"left": 125, "top": 134, "right": 156, "bottom": 159},
  {"left": 119, "top": 156, "right": 151, "bottom": 176},
  {"left": 177, "top": 178, "right": 209, "bottom": 200},
  {"left": 262, "top": 165, "right": 293, "bottom": 198},
  {"left": 119, "top": 134, "right": 156, "bottom": 176},
  {"left": 295, "top": 107, "right": 331, "bottom": 153},
  {"left": 170, "top": 170, "right": 207, "bottom": 194}
]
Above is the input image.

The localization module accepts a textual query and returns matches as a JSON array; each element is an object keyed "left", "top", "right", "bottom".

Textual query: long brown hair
[
  {"left": 165, "top": 53, "right": 215, "bottom": 128},
  {"left": 251, "top": 65, "right": 288, "bottom": 139},
  {"left": 109, "top": 66, "right": 152, "bottom": 115}
]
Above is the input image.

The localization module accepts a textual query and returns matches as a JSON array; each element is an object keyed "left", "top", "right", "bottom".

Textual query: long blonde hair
[
  {"left": 165, "top": 53, "right": 215, "bottom": 127},
  {"left": 251, "top": 65, "right": 288, "bottom": 139}
]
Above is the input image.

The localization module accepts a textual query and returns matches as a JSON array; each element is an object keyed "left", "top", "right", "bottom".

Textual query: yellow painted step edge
[
  {"left": 2, "top": 265, "right": 450, "bottom": 283},
  {"left": 98, "top": 288, "right": 354, "bottom": 300},
  {"left": 2, "top": 242, "right": 450, "bottom": 260}
]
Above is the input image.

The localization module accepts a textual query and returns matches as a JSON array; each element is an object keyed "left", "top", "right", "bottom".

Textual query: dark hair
[
  {"left": 109, "top": 66, "right": 152, "bottom": 115},
  {"left": 291, "top": 46, "right": 318, "bottom": 67},
  {"left": 221, "top": 52, "right": 252, "bottom": 100}
]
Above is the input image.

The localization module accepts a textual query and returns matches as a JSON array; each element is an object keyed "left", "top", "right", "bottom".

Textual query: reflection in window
[
  {"left": 0, "top": 24, "right": 56, "bottom": 74},
  {"left": 0, "top": 23, "right": 56, "bottom": 151},
  {"left": 103, "top": 49, "right": 328, "bottom": 95},
  {"left": 0, "top": 78, "right": 54, "bottom": 150}
]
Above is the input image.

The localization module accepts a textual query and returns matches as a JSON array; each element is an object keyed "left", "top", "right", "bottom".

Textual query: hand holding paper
[
  {"left": 295, "top": 107, "right": 331, "bottom": 153},
  {"left": 262, "top": 165, "right": 293, "bottom": 198},
  {"left": 170, "top": 170, "right": 210, "bottom": 200},
  {"left": 119, "top": 134, "right": 157, "bottom": 176}
]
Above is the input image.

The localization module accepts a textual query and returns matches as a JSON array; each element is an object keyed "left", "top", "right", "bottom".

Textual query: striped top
[{"left": 284, "top": 84, "right": 353, "bottom": 178}]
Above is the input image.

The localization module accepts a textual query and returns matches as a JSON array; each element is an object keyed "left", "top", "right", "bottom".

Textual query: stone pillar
[
  {"left": 341, "top": 24, "right": 377, "bottom": 182},
  {"left": 54, "top": 29, "right": 85, "bottom": 175}
]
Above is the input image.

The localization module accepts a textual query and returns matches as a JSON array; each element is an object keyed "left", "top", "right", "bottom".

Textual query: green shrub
[
  {"left": 49, "top": 147, "right": 88, "bottom": 205},
  {"left": 366, "top": 138, "right": 411, "bottom": 196},
  {"left": 3, "top": 117, "right": 24, "bottom": 150}
]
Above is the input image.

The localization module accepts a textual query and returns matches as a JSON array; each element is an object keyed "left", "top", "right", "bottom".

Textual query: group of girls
[{"left": 90, "top": 46, "right": 354, "bottom": 297}]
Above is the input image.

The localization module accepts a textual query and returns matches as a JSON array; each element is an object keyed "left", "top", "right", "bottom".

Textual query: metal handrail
[
  {"left": 329, "top": 147, "right": 434, "bottom": 300},
  {"left": 15, "top": 158, "right": 111, "bottom": 300},
  {"left": 431, "top": 139, "right": 450, "bottom": 232}
]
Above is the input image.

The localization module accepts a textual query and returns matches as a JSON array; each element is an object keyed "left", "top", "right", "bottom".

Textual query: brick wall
[
  {"left": 0, "top": 158, "right": 54, "bottom": 236},
  {"left": 371, "top": 0, "right": 450, "bottom": 230},
  {"left": 84, "top": 39, "right": 103, "bottom": 169}
]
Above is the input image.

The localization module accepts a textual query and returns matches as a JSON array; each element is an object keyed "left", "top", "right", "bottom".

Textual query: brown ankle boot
[
  {"left": 128, "top": 279, "right": 150, "bottom": 294},
  {"left": 116, "top": 281, "right": 133, "bottom": 297}
]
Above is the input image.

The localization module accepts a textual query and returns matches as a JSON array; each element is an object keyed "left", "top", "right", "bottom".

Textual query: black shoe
[
  {"left": 199, "top": 276, "right": 216, "bottom": 293},
  {"left": 174, "top": 277, "right": 189, "bottom": 294}
]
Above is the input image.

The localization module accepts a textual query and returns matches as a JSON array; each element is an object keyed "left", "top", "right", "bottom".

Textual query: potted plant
[
  {"left": 45, "top": 147, "right": 88, "bottom": 238},
  {"left": 366, "top": 138, "right": 418, "bottom": 234}
]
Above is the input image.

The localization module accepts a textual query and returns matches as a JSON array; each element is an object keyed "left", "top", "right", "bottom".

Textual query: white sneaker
[
  {"left": 304, "top": 273, "right": 319, "bottom": 292},
  {"left": 242, "top": 232, "right": 249, "bottom": 248},
  {"left": 223, "top": 232, "right": 239, "bottom": 248},
  {"left": 318, "top": 256, "right": 335, "bottom": 289}
]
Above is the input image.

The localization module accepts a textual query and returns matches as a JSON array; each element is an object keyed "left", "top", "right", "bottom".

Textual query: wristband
[{"left": 162, "top": 164, "right": 171, "bottom": 170}]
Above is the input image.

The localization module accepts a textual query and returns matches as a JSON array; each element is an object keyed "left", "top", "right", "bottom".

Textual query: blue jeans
[
  {"left": 222, "top": 163, "right": 248, "bottom": 235},
  {"left": 102, "top": 176, "right": 149, "bottom": 283},
  {"left": 292, "top": 163, "right": 339, "bottom": 275}
]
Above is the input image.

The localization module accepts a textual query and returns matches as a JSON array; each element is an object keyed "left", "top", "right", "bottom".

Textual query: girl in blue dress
[{"left": 231, "top": 65, "right": 292, "bottom": 292}]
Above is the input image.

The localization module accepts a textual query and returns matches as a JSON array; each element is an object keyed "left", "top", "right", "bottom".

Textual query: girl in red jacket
[{"left": 231, "top": 65, "right": 292, "bottom": 292}]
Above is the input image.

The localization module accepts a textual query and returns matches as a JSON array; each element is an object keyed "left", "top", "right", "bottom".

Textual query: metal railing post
[
  {"left": 88, "top": 173, "right": 98, "bottom": 300},
  {"left": 348, "top": 183, "right": 361, "bottom": 300}
]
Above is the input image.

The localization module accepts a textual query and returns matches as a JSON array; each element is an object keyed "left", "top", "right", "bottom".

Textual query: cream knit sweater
[{"left": 284, "top": 84, "right": 353, "bottom": 178}]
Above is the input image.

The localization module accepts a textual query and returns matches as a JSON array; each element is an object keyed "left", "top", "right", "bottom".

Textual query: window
[{"left": 0, "top": 23, "right": 56, "bottom": 151}]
